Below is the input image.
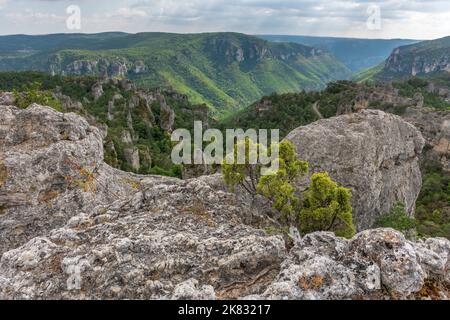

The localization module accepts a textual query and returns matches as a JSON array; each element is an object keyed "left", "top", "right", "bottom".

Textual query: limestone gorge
[
  {"left": 0, "top": 29, "right": 450, "bottom": 301},
  {"left": 0, "top": 33, "right": 351, "bottom": 112},
  {"left": 0, "top": 102, "right": 449, "bottom": 300}
]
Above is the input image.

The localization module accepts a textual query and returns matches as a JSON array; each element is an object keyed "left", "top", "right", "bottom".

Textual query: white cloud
[
  {"left": 114, "top": 7, "right": 148, "bottom": 18},
  {"left": 0, "top": 0, "right": 9, "bottom": 9},
  {"left": 0, "top": 0, "right": 449, "bottom": 39}
]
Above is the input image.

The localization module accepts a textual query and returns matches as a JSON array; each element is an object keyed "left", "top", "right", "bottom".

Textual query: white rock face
[
  {"left": 0, "top": 92, "right": 15, "bottom": 105},
  {"left": 91, "top": 83, "right": 104, "bottom": 101},
  {"left": 0, "top": 104, "right": 286, "bottom": 299},
  {"left": 171, "top": 279, "right": 216, "bottom": 300},
  {"left": 248, "top": 229, "right": 450, "bottom": 300},
  {"left": 285, "top": 110, "right": 425, "bottom": 230},
  {"left": 401, "top": 107, "right": 450, "bottom": 171},
  {"left": 0, "top": 104, "right": 449, "bottom": 300}
]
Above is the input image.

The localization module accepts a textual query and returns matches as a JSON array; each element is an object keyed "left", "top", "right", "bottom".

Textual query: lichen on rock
[{"left": 0, "top": 103, "right": 449, "bottom": 300}]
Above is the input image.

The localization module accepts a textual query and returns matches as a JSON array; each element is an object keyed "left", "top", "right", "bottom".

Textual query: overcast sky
[{"left": 0, "top": 0, "right": 449, "bottom": 39}]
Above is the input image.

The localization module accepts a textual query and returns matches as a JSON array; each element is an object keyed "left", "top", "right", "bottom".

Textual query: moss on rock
[{"left": 0, "top": 159, "right": 7, "bottom": 188}]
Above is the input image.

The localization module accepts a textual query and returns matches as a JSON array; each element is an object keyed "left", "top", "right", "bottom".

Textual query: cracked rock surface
[{"left": 0, "top": 104, "right": 448, "bottom": 300}]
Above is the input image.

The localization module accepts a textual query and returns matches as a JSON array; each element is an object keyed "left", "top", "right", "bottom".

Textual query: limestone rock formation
[
  {"left": 246, "top": 229, "right": 450, "bottom": 300},
  {"left": 160, "top": 100, "right": 175, "bottom": 133},
  {"left": 0, "top": 104, "right": 449, "bottom": 300},
  {"left": 0, "top": 103, "right": 286, "bottom": 299},
  {"left": 0, "top": 182, "right": 286, "bottom": 299},
  {"left": 49, "top": 56, "right": 131, "bottom": 78},
  {"left": 123, "top": 147, "right": 141, "bottom": 171},
  {"left": 285, "top": 109, "right": 425, "bottom": 230},
  {"left": 330, "top": 81, "right": 450, "bottom": 171},
  {"left": 384, "top": 44, "right": 450, "bottom": 77},
  {"left": 335, "top": 82, "right": 421, "bottom": 115},
  {"left": 401, "top": 107, "right": 450, "bottom": 171},
  {"left": 0, "top": 92, "right": 15, "bottom": 106},
  {"left": 0, "top": 104, "right": 138, "bottom": 255},
  {"left": 91, "top": 83, "right": 104, "bottom": 101}
]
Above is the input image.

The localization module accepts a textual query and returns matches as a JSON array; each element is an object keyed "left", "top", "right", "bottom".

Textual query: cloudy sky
[{"left": 0, "top": 0, "right": 449, "bottom": 39}]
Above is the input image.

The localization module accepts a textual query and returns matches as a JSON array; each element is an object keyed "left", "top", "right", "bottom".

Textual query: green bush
[
  {"left": 407, "top": 77, "right": 429, "bottom": 88},
  {"left": 222, "top": 138, "right": 264, "bottom": 195},
  {"left": 374, "top": 203, "right": 417, "bottom": 233},
  {"left": 222, "top": 141, "right": 355, "bottom": 238},
  {"left": 300, "top": 172, "right": 355, "bottom": 238},
  {"left": 148, "top": 165, "right": 181, "bottom": 178},
  {"left": 222, "top": 139, "right": 308, "bottom": 196},
  {"left": 13, "top": 82, "right": 63, "bottom": 112},
  {"left": 415, "top": 158, "right": 450, "bottom": 239},
  {"left": 257, "top": 141, "right": 309, "bottom": 224}
]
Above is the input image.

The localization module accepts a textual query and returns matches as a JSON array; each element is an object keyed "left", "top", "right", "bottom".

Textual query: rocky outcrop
[
  {"left": 332, "top": 81, "right": 450, "bottom": 172},
  {"left": 0, "top": 177, "right": 286, "bottom": 299},
  {"left": 285, "top": 110, "right": 425, "bottom": 230},
  {"left": 377, "top": 36, "right": 450, "bottom": 80},
  {"left": 205, "top": 35, "right": 322, "bottom": 65},
  {"left": 123, "top": 147, "right": 140, "bottom": 171},
  {"left": 50, "top": 56, "right": 131, "bottom": 78},
  {"left": 133, "top": 61, "right": 147, "bottom": 74},
  {"left": 0, "top": 104, "right": 138, "bottom": 255},
  {"left": 49, "top": 57, "right": 145, "bottom": 79},
  {"left": 401, "top": 107, "right": 450, "bottom": 171},
  {"left": 0, "top": 77, "right": 203, "bottom": 176},
  {"left": 0, "top": 92, "right": 15, "bottom": 106},
  {"left": 91, "top": 83, "right": 104, "bottom": 101},
  {"left": 386, "top": 48, "right": 450, "bottom": 77},
  {"left": 160, "top": 100, "right": 175, "bottom": 133},
  {"left": 1, "top": 104, "right": 449, "bottom": 300},
  {"left": 329, "top": 81, "right": 450, "bottom": 172},
  {"left": 0, "top": 104, "right": 286, "bottom": 299},
  {"left": 247, "top": 229, "right": 450, "bottom": 300},
  {"left": 335, "top": 82, "right": 420, "bottom": 115}
]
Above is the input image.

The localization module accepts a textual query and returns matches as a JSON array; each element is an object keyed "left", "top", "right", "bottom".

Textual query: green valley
[
  {"left": 259, "top": 35, "right": 418, "bottom": 73},
  {"left": 0, "top": 32, "right": 351, "bottom": 113},
  {"left": 0, "top": 71, "right": 212, "bottom": 178}
]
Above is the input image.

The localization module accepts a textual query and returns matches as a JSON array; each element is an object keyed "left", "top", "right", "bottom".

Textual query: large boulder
[
  {"left": 285, "top": 109, "right": 425, "bottom": 230},
  {"left": 0, "top": 104, "right": 144, "bottom": 255}
]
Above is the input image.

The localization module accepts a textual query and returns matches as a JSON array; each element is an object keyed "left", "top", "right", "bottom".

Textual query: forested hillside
[
  {"left": 0, "top": 32, "right": 351, "bottom": 112},
  {"left": 0, "top": 71, "right": 212, "bottom": 177}
]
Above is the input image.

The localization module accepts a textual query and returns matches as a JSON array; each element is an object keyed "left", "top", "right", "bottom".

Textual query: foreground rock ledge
[{"left": 0, "top": 104, "right": 449, "bottom": 300}]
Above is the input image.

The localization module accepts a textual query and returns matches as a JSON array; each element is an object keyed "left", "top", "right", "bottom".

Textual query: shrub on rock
[
  {"left": 374, "top": 202, "right": 417, "bottom": 235},
  {"left": 222, "top": 140, "right": 355, "bottom": 238},
  {"left": 300, "top": 173, "right": 356, "bottom": 238}
]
